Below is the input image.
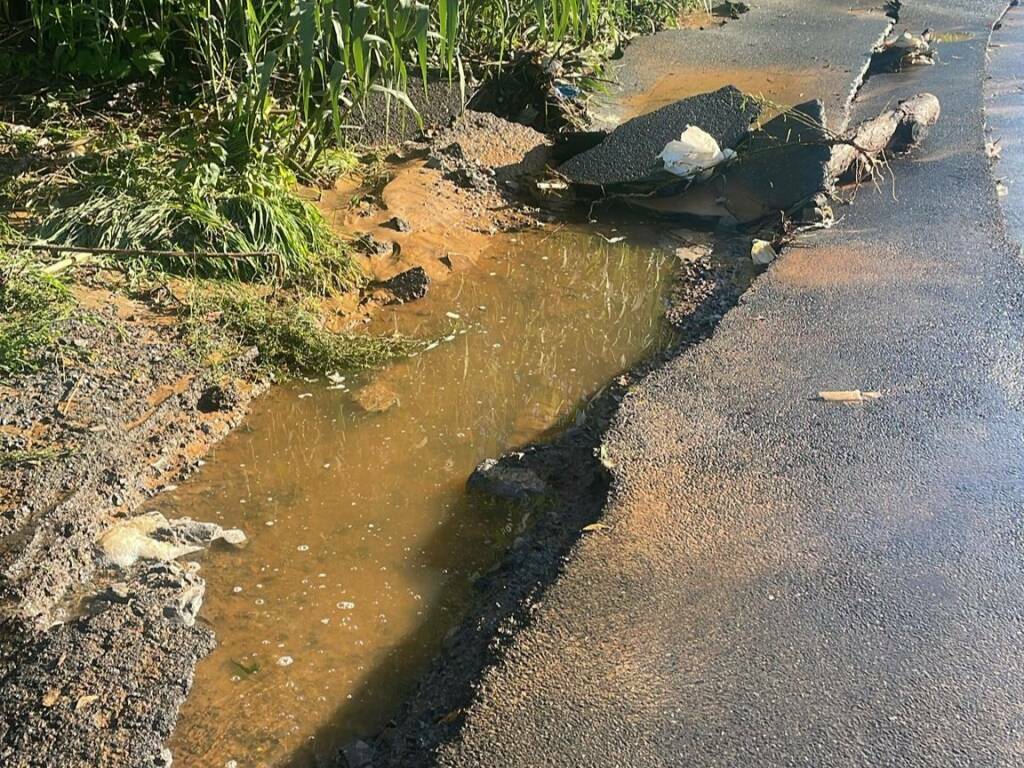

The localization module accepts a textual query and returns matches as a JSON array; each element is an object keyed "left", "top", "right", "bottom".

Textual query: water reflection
[{"left": 163, "top": 227, "right": 672, "bottom": 767}]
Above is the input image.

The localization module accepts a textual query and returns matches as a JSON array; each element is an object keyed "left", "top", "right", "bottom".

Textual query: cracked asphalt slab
[{"left": 437, "top": 1, "right": 1024, "bottom": 766}]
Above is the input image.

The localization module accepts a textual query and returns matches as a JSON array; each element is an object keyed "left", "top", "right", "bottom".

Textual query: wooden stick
[{"left": 0, "top": 242, "right": 278, "bottom": 260}]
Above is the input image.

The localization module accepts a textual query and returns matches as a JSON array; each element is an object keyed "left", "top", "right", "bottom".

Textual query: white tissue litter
[{"left": 657, "top": 125, "right": 736, "bottom": 179}]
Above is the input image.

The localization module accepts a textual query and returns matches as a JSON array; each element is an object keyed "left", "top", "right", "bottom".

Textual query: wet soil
[{"left": 0, "top": 276, "right": 266, "bottom": 767}]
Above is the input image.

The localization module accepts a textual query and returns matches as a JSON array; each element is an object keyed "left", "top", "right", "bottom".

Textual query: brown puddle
[
  {"left": 618, "top": 66, "right": 823, "bottom": 123},
  {"left": 161, "top": 225, "right": 675, "bottom": 767}
]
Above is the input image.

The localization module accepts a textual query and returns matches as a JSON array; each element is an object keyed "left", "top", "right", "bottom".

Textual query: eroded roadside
[{"left": 0, "top": 1, "right": 937, "bottom": 765}]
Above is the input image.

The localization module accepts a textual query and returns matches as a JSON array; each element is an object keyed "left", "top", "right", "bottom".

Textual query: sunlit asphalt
[{"left": 437, "top": 1, "right": 1024, "bottom": 765}]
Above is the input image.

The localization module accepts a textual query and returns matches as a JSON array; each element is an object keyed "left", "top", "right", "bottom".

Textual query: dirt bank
[{"left": 0, "top": 274, "right": 266, "bottom": 766}]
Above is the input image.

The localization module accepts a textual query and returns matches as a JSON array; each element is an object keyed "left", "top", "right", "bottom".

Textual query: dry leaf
[
  {"left": 75, "top": 694, "right": 99, "bottom": 711},
  {"left": 818, "top": 390, "right": 882, "bottom": 403},
  {"left": 42, "top": 690, "right": 60, "bottom": 708},
  {"left": 435, "top": 708, "right": 464, "bottom": 725},
  {"left": 582, "top": 523, "right": 612, "bottom": 533}
]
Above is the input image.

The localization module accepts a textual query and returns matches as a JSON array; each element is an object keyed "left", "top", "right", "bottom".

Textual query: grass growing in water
[{"left": 184, "top": 283, "right": 421, "bottom": 375}]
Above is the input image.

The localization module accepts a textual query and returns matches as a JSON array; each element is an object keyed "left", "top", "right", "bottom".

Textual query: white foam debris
[{"left": 97, "top": 511, "right": 247, "bottom": 568}]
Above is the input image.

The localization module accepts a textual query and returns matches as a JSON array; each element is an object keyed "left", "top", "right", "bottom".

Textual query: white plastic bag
[{"left": 657, "top": 125, "right": 736, "bottom": 179}]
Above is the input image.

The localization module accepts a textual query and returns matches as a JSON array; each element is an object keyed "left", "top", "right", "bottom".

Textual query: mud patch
[{"left": 619, "top": 66, "right": 824, "bottom": 122}]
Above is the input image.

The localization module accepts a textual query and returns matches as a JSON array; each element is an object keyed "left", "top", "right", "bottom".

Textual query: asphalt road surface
[{"left": 438, "top": 1, "right": 1024, "bottom": 766}]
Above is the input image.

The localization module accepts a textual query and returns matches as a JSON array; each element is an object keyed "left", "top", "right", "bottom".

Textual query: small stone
[
  {"left": 384, "top": 216, "right": 412, "bottom": 232},
  {"left": 751, "top": 239, "right": 778, "bottom": 265},
  {"left": 75, "top": 694, "right": 99, "bottom": 711},
  {"left": 277, "top": 656, "right": 294, "bottom": 667},
  {"left": 103, "top": 582, "right": 131, "bottom": 603},
  {"left": 358, "top": 233, "right": 394, "bottom": 258},
  {"left": 352, "top": 380, "right": 400, "bottom": 414}
]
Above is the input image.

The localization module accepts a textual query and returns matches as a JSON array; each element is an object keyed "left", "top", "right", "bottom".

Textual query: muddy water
[
  {"left": 618, "top": 66, "right": 823, "bottom": 122},
  {"left": 162, "top": 226, "right": 674, "bottom": 767}
]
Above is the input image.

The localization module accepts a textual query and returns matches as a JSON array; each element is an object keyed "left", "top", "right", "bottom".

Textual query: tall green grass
[
  {"left": 2, "top": 0, "right": 688, "bottom": 287},
  {"left": 0, "top": 250, "right": 75, "bottom": 376},
  {"left": 3, "top": 1, "right": 685, "bottom": 117}
]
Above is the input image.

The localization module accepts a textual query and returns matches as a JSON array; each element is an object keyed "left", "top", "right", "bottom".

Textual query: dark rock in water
[
  {"left": 385, "top": 215, "right": 412, "bottom": 233},
  {"left": 358, "top": 233, "right": 395, "bottom": 258},
  {"left": 718, "top": 100, "right": 831, "bottom": 222},
  {"left": 558, "top": 86, "right": 759, "bottom": 187},
  {"left": 379, "top": 266, "right": 430, "bottom": 304},
  {"left": 468, "top": 457, "right": 547, "bottom": 501}
]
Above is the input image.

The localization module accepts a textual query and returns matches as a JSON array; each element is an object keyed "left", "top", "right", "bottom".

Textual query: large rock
[
  {"left": 468, "top": 458, "right": 547, "bottom": 501},
  {"left": 558, "top": 86, "right": 759, "bottom": 188}
]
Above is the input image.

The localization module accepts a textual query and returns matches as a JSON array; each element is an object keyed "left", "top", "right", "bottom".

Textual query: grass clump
[
  {"left": 23, "top": 123, "right": 362, "bottom": 293},
  {"left": 0, "top": 445, "right": 71, "bottom": 469},
  {"left": 0, "top": 251, "right": 75, "bottom": 377},
  {"left": 184, "top": 283, "right": 420, "bottom": 375}
]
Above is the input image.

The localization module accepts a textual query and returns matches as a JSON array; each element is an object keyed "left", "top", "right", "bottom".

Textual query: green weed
[
  {"left": 0, "top": 445, "right": 72, "bottom": 469},
  {"left": 26, "top": 124, "right": 362, "bottom": 293},
  {"left": 0, "top": 251, "right": 75, "bottom": 377},
  {"left": 183, "top": 283, "right": 420, "bottom": 375}
]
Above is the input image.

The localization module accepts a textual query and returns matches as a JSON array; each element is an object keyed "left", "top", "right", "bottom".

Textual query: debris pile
[
  {"left": 558, "top": 86, "right": 758, "bottom": 190},
  {"left": 549, "top": 87, "right": 941, "bottom": 231},
  {"left": 828, "top": 93, "right": 941, "bottom": 183},
  {"left": 876, "top": 29, "right": 938, "bottom": 70}
]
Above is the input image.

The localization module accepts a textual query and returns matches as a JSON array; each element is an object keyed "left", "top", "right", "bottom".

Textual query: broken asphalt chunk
[
  {"left": 558, "top": 86, "right": 759, "bottom": 188},
  {"left": 630, "top": 100, "right": 832, "bottom": 225},
  {"left": 723, "top": 100, "right": 831, "bottom": 222}
]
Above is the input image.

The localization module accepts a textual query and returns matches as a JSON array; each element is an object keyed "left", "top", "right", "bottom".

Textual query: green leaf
[{"left": 130, "top": 49, "right": 165, "bottom": 77}]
